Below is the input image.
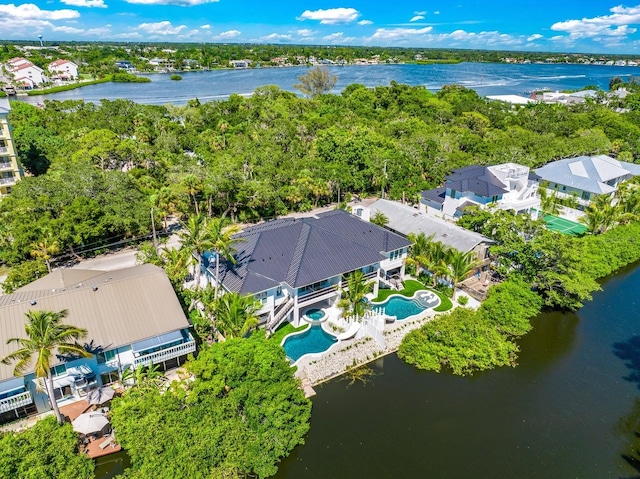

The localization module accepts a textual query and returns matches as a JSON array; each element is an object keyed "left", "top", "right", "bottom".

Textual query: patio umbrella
[
  {"left": 72, "top": 412, "right": 109, "bottom": 435},
  {"left": 86, "top": 386, "right": 115, "bottom": 406}
]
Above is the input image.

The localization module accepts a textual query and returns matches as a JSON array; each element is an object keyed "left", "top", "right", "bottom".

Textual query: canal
[{"left": 97, "top": 263, "right": 640, "bottom": 478}]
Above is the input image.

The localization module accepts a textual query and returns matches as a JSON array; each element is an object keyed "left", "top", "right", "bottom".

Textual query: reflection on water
[{"left": 94, "top": 450, "right": 131, "bottom": 479}]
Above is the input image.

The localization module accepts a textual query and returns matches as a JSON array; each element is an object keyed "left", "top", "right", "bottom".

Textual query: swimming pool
[
  {"left": 372, "top": 291, "right": 440, "bottom": 320},
  {"left": 283, "top": 325, "right": 337, "bottom": 362},
  {"left": 305, "top": 308, "right": 326, "bottom": 321}
]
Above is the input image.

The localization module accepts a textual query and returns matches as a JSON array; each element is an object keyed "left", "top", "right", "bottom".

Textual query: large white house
[
  {"left": 47, "top": 59, "right": 78, "bottom": 80},
  {"left": 421, "top": 162, "right": 540, "bottom": 219},
  {"left": 204, "top": 210, "right": 412, "bottom": 333},
  {"left": 5, "top": 57, "right": 47, "bottom": 88},
  {"left": 0, "top": 264, "right": 195, "bottom": 423}
]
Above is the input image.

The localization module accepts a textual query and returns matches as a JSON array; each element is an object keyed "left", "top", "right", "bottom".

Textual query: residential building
[
  {"left": 5, "top": 58, "right": 46, "bottom": 88},
  {"left": 421, "top": 162, "right": 540, "bottom": 219},
  {"left": 534, "top": 154, "right": 640, "bottom": 207},
  {"left": 229, "top": 60, "right": 250, "bottom": 68},
  {"left": 47, "top": 59, "right": 78, "bottom": 80},
  {"left": 0, "top": 98, "right": 22, "bottom": 197},
  {"left": 356, "top": 199, "right": 493, "bottom": 267},
  {"left": 204, "top": 210, "right": 412, "bottom": 333},
  {"left": 0, "top": 264, "right": 195, "bottom": 423}
]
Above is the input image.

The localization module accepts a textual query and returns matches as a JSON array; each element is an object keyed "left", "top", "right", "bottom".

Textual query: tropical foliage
[
  {"left": 339, "top": 270, "right": 374, "bottom": 318},
  {"left": 208, "top": 291, "right": 261, "bottom": 339},
  {"left": 0, "top": 417, "right": 93, "bottom": 479},
  {"left": 0, "top": 309, "right": 90, "bottom": 424},
  {"left": 110, "top": 333, "right": 311, "bottom": 479}
]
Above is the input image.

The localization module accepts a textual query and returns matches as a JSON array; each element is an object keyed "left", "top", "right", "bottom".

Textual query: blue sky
[{"left": 1, "top": 1, "right": 640, "bottom": 53}]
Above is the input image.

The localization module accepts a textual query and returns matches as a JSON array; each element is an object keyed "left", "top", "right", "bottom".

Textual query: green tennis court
[{"left": 543, "top": 214, "right": 587, "bottom": 236}]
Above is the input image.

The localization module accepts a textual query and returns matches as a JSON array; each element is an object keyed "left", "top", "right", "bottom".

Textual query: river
[
  {"left": 97, "top": 262, "right": 640, "bottom": 478},
  {"left": 18, "top": 62, "right": 640, "bottom": 106}
]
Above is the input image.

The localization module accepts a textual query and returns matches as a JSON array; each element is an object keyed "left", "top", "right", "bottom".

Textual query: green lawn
[
  {"left": 373, "top": 278, "right": 454, "bottom": 312},
  {"left": 373, "top": 279, "right": 425, "bottom": 302},
  {"left": 270, "top": 322, "right": 306, "bottom": 344}
]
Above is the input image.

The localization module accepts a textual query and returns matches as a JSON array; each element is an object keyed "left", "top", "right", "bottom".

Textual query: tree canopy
[{"left": 110, "top": 333, "right": 311, "bottom": 479}]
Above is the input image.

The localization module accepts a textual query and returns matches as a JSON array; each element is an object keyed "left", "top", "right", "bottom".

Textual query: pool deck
[{"left": 294, "top": 307, "right": 444, "bottom": 387}]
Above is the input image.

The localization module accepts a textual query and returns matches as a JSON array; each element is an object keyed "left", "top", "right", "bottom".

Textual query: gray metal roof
[
  {"left": 369, "top": 199, "right": 494, "bottom": 253},
  {"left": 534, "top": 155, "right": 640, "bottom": 194},
  {"left": 421, "top": 187, "right": 446, "bottom": 205},
  {"left": 0, "top": 264, "right": 191, "bottom": 382},
  {"left": 214, "top": 209, "right": 412, "bottom": 294},
  {"left": 445, "top": 165, "right": 508, "bottom": 197}
]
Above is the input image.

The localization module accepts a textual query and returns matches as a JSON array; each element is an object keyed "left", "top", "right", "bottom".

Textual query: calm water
[
  {"left": 96, "top": 262, "right": 640, "bottom": 478},
  {"left": 19, "top": 63, "right": 640, "bottom": 106},
  {"left": 273, "top": 263, "right": 640, "bottom": 479},
  {"left": 283, "top": 325, "right": 338, "bottom": 363},
  {"left": 377, "top": 296, "right": 426, "bottom": 320}
]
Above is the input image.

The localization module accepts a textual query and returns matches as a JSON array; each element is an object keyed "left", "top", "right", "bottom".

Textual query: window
[
  {"left": 97, "top": 349, "right": 117, "bottom": 364},
  {"left": 51, "top": 364, "right": 66, "bottom": 377},
  {"left": 276, "top": 286, "right": 282, "bottom": 297},
  {"left": 256, "top": 291, "right": 267, "bottom": 304},
  {"left": 389, "top": 249, "right": 404, "bottom": 261},
  {"left": 581, "top": 191, "right": 590, "bottom": 201},
  {"left": 100, "top": 371, "right": 119, "bottom": 385}
]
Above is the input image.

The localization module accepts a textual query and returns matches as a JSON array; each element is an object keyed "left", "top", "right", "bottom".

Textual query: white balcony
[
  {"left": 133, "top": 340, "right": 196, "bottom": 368},
  {"left": 0, "top": 146, "right": 8, "bottom": 154},
  {"left": 0, "top": 177, "right": 16, "bottom": 185},
  {"left": 0, "top": 162, "right": 13, "bottom": 170},
  {"left": 0, "top": 391, "right": 32, "bottom": 413}
]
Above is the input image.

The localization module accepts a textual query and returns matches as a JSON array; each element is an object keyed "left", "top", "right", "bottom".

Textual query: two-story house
[
  {"left": 0, "top": 264, "right": 195, "bottom": 424},
  {"left": 204, "top": 210, "right": 412, "bottom": 333},
  {"left": 421, "top": 163, "right": 540, "bottom": 219}
]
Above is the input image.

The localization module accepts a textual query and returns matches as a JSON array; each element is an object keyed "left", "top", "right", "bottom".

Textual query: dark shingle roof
[
  {"left": 421, "top": 187, "right": 447, "bottom": 205},
  {"left": 446, "top": 165, "right": 508, "bottom": 197},
  {"left": 213, "top": 210, "right": 412, "bottom": 294}
]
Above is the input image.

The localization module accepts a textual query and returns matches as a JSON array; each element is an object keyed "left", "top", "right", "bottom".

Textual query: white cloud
[
  {"left": 433, "top": 10, "right": 440, "bottom": 14},
  {"left": 60, "top": 0, "right": 106, "bottom": 8},
  {"left": 84, "top": 26, "right": 111, "bottom": 35},
  {"left": 357, "top": 19, "right": 372, "bottom": 25},
  {"left": 114, "top": 31, "right": 143, "bottom": 39},
  {"left": 125, "top": 0, "right": 218, "bottom": 5},
  {"left": 414, "top": 10, "right": 426, "bottom": 15},
  {"left": 213, "top": 29, "right": 241, "bottom": 39},
  {"left": 323, "top": 32, "right": 343, "bottom": 41},
  {"left": 297, "top": 7, "right": 360, "bottom": 25},
  {"left": 410, "top": 15, "right": 425, "bottom": 22},
  {"left": 527, "top": 33, "right": 543, "bottom": 41},
  {"left": 137, "top": 21, "right": 187, "bottom": 35},
  {"left": 200, "top": 24, "right": 210, "bottom": 29},
  {"left": 296, "top": 28, "right": 315, "bottom": 36},
  {"left": 52, "top": 25, "right": 84, "bottom": 33},
  {"left": 261, "top": 32, "right": 292, "bottom": 41},
  {"left": 372, "top": 26, "right": 433, "bottom": 40},
  {"left": 551, "top": 4, "right": 640, "bottom": 39},
  {"left": 0, "top": 3, "right": 79, "bottom": 20}
]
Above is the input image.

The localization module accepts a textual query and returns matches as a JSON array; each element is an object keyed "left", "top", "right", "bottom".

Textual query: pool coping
[
  {"left": 281, "top": 323, "right": 342, "bottom": 365},
  {"left": 369, "top": 289, "right": 441, "bottom": 321}
]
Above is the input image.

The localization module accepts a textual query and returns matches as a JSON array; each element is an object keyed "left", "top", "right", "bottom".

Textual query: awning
[
  {"left": 132, "top": 330, "right": 184, "bottom": 353},
  {"left": 52, "top": 376, "right": 76, "bottom": 389},
  {"left": 66, "top": 365, "right": 93, "bottom": 376}
]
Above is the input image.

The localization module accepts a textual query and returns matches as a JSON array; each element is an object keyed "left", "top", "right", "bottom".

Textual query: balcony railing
[
  {"left": 0, "top": 162, "right": 12, "bottom": 170},
  {"left": 133, "top": 340, "right": 196, "bottom": 368},
  {"left": 341, "top": 270, "right": 378, "bottom": 288},
  {"left": 0, "top": 177, "right": 15, "bottom": 185},
  {"left": 0, "top": 391, "right": 33, "bottom": 413},
  {"left": 0, "top": 146, "right": 8, "bottom": 154},
  {"left": 298, "top": 284, "right": 339, "bottom": 303}
]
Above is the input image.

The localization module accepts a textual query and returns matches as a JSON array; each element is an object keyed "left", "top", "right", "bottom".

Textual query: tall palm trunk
[
  {"left": 46, "top": 372, "right": 64, "bottom": 425},
  {"left": 194, "top": 251, "right": 203, "bottom": 290},
  {"left": 215, "top": 251, "right": 220, "bottom": 298}
]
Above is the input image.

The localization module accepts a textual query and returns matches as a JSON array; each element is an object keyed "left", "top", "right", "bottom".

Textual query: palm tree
[
  {"left": 405, "top": 232, "right": 434, "bottom": 276},
  {"left": 210, "top": 292, "right": 260, "bottom": 339},
  {"left": 448, "top": 250, "right": 480, "bottom": 300},
  {"left": 580, "top": 195, "right": 618, "bottom": 234},
  {"left": 338, "top": 270, "right": 374, "bottom": 319},
  {"left": 178, "top": 215, "right": 214, "bottom": 290},
  {"left": 370, "top": 211, "right": 389, "bottom": 228},
  {"left": 161, "top": 246, "right": 191, "bottom": 286},
  {"left": 1, "top": 310, "right": 90, "bottom": 425},
  {"left": 208, "top": 217, "right": 244, "bottom": 298},
  {"left": 30, "top": 235, "right": 61, "bottom": 273},
  {"left": 427, "top": 241, "right": 451, "bottom": 288},
  {"left": 538, "top": 183, "right": 561, "bottom": 215}
]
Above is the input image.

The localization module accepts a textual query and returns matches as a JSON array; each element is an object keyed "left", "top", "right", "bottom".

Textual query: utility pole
[{"left": 151, "top": 207, "right": 158, "bottom": 254}]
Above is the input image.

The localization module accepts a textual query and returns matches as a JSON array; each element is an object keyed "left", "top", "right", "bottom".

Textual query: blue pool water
[
  {"left": 283, "top": 326, "right": 337, "bottom": 362},
  {"left": 376, "top": 296, "right": 426, "bottom": 320},
  {"left": 306, "top": 308, "right": 325, "bottom": 321}
]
